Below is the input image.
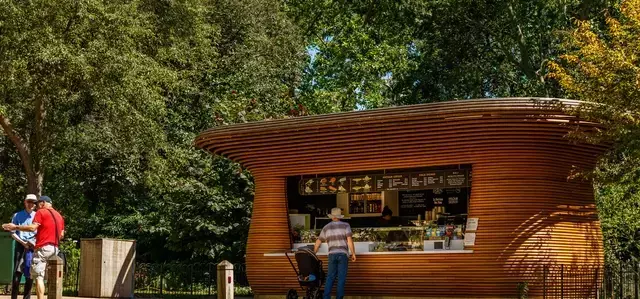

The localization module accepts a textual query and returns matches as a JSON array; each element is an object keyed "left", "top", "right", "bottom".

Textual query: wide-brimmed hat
[
  {"left": 327, "top": 207, "right": 344, "bottom": 219},
  {"left": 25, "top": 194, "right": 38, "bottom": 202}
]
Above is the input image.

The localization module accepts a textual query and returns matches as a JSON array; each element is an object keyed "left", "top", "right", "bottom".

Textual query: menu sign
[
  {"left": 350, "top": 175, "right": 374, "bottom": 193},
  {"left": 300, "top": 169, "right": 470, "bottom": 195},
  {"left": 376, "top": 174, "right": 410, "bottom": 190},
  {"left": 445, "top": 170, "right": 468, "bottom": 187},
  {"left": 399, "top": 191, "right": 428, "bottom": 216},
  {"left": 464, "top": 232, "right": 476, "bottom": 246},
  {"left": 300, "top": 178, "right": 317, "bottom": 195},
  {"left": 318, "top": 176, "right": 349, "bottom": 194},
  {"left": 466, "top": 218, "right": 479, "bottom": 231},
  {"left": 410, "top": 171, "right": 445, "bottom": 189}
]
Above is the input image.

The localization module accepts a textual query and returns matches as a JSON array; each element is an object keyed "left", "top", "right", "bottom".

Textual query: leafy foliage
[
  {"left": 0, "top": 0, "right": 304, "bottom": 263},
  {"left": 287, "top": 0, "right": 615, "bottom": 112},
  {"left": 1, "top": 0, "right": 638, "bottom": 266},
  {"left": 548, "top": 0, "right": 640, "bottom": 261}
]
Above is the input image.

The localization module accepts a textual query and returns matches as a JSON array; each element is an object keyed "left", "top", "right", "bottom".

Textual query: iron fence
[
  {"left": 599, "top": 263, "right": 640, "bottom": 299},
  {"left": 11, "top": 259, "right": 634, "bottom": 299},
  {"left": 134, "top": 262, "right": 250, "bottom": 298},
  {"left": 63, "top": 257, "right": 80, "bottom": 296},
  {"left": 541, "top": 265, "right": 602, "bottom": 299},
  {"left": 0, "top": 257, "right": 79, "bottom": 296},
  {"left": 539, "top": 264, "right": 640, "bottom": 299}
]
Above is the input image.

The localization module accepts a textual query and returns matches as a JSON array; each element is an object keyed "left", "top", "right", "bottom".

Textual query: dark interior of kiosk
[{"left": 287, "top": 165, "right": 472, "bottom": 250}]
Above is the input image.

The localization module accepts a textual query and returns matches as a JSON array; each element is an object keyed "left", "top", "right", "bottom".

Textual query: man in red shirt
[{"left": 2, "top": 196, "right": 64, "bottom": 299}]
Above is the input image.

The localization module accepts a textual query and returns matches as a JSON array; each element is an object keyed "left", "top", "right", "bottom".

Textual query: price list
[
  {"left": 445, "top": 170, "right": 468, "bottom": 187},
  {"left": 376, "top": 174, "right": 410, "bottom": 190},
  {"left": 410, "top": 171, "right": 445, "bottom": 189},
  {"left": 300, "top": 169, "right": 469, "bottom": 195}
]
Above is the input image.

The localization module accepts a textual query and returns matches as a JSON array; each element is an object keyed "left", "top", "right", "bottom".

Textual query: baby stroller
[{"left": 285, "top": 246, "right": 325, "bottom": 299}]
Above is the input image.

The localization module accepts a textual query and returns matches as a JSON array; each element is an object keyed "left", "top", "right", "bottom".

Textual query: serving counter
[
  {"left": 264, "top": 250, "right": 473, "bottom": 257},
  {"left": 292, "top": 225, "right": 468, "bottom": 254}
]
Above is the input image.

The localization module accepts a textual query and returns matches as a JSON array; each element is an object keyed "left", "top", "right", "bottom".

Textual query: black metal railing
[
  {"left": 599, "top": 263, "right": 640, "bottom": 299},
  {"left": 0, "top": 258, "right": 79, "bottom": 296},
  {"left": 134, "top": 262, "right": 251, "bottom": 298},
  {"left": 62, "top": 257, "right": 80, "bottom": 296},
  {"left": 539, "top": 263, "right": 640, "bottom": 299},
  {"left": 118, "top": 260, "right": 640, "bottom": 299},
  {"left": 541, "top": 265, "right": 602, "bottom": 299}
]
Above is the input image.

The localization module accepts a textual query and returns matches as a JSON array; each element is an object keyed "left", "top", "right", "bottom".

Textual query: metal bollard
[
  {"left": 47, "top": 255, "right": 64, "bottom": 299},
  {"left": 217, "top": 261, "right": 234, "bottom": 299}
]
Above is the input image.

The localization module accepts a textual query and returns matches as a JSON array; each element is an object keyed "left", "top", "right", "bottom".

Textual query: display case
[
  {"left": 292, "top": 222, "right": 468, "bottom": 253},
  {"left": 352, "top": 227, "right": 425, "bottom": 252}
]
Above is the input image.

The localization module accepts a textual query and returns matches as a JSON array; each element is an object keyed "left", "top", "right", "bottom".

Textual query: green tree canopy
[
  {"left": 1, "top": 0, "right": 304, "bottom": 263},
  {"left": 287, "top": 0, "right": 615, "bottom": 112},
  {"left": 548, "top": 0, "right": 640, "bottom": 261}
]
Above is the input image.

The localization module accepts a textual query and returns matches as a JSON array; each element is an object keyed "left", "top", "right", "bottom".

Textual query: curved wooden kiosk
[{"left": 195, "top": 98, "right": 606, "bottom": 298}]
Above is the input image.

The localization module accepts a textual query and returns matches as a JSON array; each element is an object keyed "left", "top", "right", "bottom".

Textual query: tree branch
[{"left": 0, "top": 112, "right": 38, "bottom": 192}]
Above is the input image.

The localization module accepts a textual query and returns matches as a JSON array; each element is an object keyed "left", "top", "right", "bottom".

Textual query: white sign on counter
[
  {"left": 464, "top": 232, "right": 476, "bottom": 246},
  {"left": 466, "top": 217, "right": 479, "bottom": 231}
]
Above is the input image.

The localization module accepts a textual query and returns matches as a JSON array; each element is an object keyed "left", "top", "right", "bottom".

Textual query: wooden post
[
  {"left": 47, "top": 255, "right": 64, "bottom": 299},
  {"left": 217, "top": 261, "right": 234, "bottom": 299}
]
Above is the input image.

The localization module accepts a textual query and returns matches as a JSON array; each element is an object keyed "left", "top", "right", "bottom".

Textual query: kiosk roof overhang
[{"left": 194, "top": 97, "right": 603, "bottom": 176}]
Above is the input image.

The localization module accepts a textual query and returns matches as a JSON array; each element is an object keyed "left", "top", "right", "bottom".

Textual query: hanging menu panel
[
  {"left": 318, "top": 176, "right": 349, "bottom": 194},
  {"left": 376, "top": 174, "right": 410, "bottom": 190},
  {"left": 350, "top": 175, "right": 375, "bottom": 193},
  {"left": 301, "top": 169, "right": 470, "bottom": 195},
  {"left": 410, "top": 171, "right": 445, "bottom": 190},
  {"left": 445, "top": 170, "right": 469, "bottom": 187},
  {"left": 300, "top": 178, "right": 318, "bottom": 195}
]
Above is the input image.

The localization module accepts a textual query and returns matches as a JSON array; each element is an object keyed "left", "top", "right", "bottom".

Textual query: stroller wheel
[{"left": 286, "top": 289, "right": 298, "bottom": 299}]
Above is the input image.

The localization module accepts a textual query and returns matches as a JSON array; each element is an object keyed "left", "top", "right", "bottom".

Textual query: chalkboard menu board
[
  {"left": 399, "top": 191, "right": 428, "bottom": 216},
  {"left": 410, "top": 171, "right": 445, "bottom": 189},
  {"left": 376, "top": 174, "right": 410, "bottom": 190},
  {"left": 445, "top": 170, "right": 468, "bottom": 187},
  {"left": 427, "top": 188, "right": 468, "bottom": 215},
  {"left": 300, "top": 169, "right": 469, "bottom": 195}
]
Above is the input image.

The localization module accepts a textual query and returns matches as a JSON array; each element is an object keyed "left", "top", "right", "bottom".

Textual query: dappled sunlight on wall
[{"left": 196, "top": 98, "right": 607, "bottom": 298}]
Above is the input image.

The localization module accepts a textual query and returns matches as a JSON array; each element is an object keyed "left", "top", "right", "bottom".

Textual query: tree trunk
[
  {"left": 26, "top": 173, "right": 42, "bottom": 195},
  {"left": 0, "top": 113, "right": 42, "bottom": 195}
]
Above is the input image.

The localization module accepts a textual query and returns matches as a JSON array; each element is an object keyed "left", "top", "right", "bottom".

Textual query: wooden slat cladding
[{"left": 195, "top": 98, "right": 606, "bottom": 298}]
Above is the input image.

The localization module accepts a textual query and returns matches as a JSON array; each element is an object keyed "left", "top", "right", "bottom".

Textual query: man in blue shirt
[{"left": 9, "top": 194, "right": 37, "bottom": 299}]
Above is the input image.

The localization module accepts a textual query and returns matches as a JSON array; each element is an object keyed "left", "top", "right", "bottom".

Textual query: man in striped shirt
[{"left": 314, "top": 207, "right": 356, "bottom": 299}]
